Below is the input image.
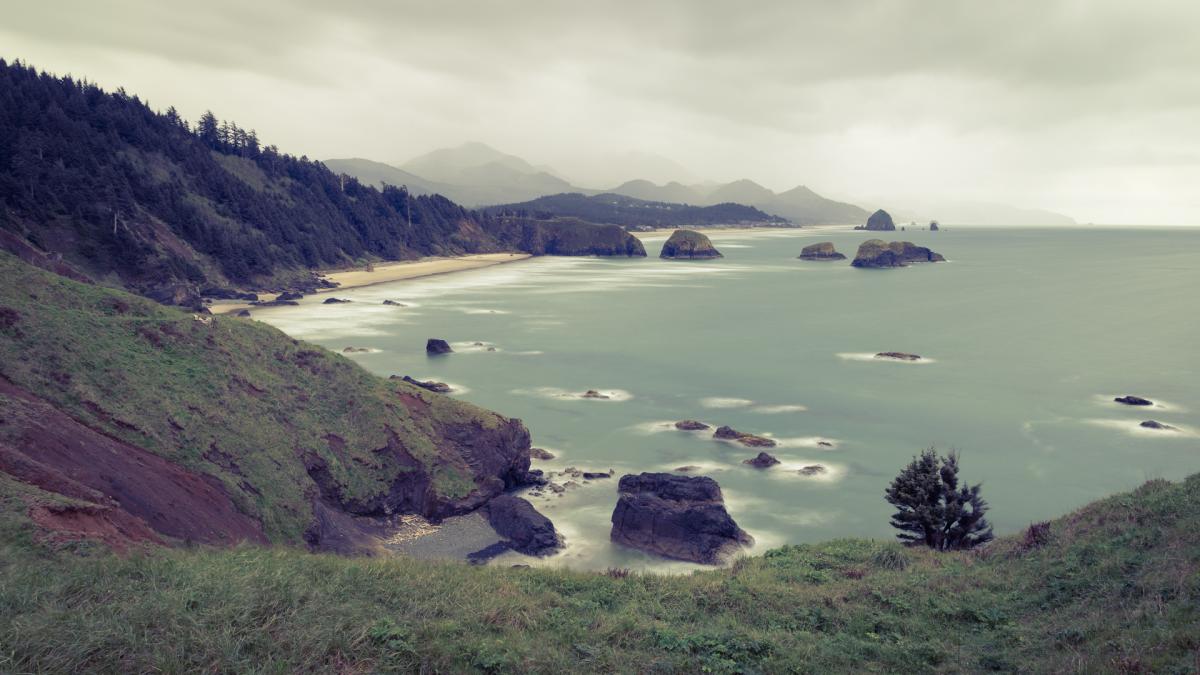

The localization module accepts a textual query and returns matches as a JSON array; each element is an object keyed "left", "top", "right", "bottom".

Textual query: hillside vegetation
[
  {"left": 0, "top": 466, "right": 1195, "bottom": 672},
  {"left": 0, "top": 253, "right": 532, "bottom": 548},
  {"left": 488, "top": 192, "right": 789, "bottom": 229}
]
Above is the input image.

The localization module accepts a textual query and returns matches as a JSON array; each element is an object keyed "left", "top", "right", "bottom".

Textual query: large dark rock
[
  {"left": 426, "top": 338, "right": 453, "bottom": 355},
  {"left": 660, "top": 229, "right": 723, "bottom": 259},
  {"left": 276, "top": 291, "right": 304, "bottom": 302},
  {"left": 610, "top": 473, "right": 753, "bottom": 564},
  {"left": 145, "top": 282, "right": 203, "bottom": 309},
  {"left": 323, "top": 297, "right": 352, "bottom": 304},
  {"left": 486, "top": 494, "right": 562, "bottom": 556},
  {"left": 1139, "top": 420, "right": 1176, "bottom": 431},
  {"left": 675, "top": 420, "right": 711, "bottom": 431},
  {"left": 200, "top": 287, "right": 258, "bottom": 302},
  {"left": 875, "top": 351, "right": 922, "bottom": 361},
  {"left": 743, "top": 452, "right": 780, "bottom": 468},
  {"left": 1115, "top": 395, "right": 1153, "bottom": 406},
  {"left": 929, "top": 221, "right": 940, "bottom": 231},
  {"left": 713, "top": 425, "right": 777, "bottom": 448},
  {"left": 797, "top": 242, "right": 846, "bottom": 261},
  {"left": 851, "top": 240, "right": 945, "bottom": 268},
  {"left": 860, "top": 209, "right": 896, "bottom": 231}
]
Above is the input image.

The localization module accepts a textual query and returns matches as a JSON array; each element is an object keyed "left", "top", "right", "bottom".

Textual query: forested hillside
[
  {"left": 487, "top": 193, "right": 790, "bottom": 229},
  {"left": 0, "top": 59, "right": 503, "bottom": 300}
]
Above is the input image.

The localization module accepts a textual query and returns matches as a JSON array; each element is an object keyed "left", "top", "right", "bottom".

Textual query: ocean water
[{"left": 254, "top": 226, "right": 1200, "bottom": 571}]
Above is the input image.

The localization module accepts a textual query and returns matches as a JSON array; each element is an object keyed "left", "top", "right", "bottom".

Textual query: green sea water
[{"left": 254, "top": 226, "right": 1200, "bottom": 571}]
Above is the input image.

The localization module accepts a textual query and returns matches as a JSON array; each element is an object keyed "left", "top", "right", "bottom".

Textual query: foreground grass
[{"left": 1, "top": 475, "right": 1197, "bottom": 673}]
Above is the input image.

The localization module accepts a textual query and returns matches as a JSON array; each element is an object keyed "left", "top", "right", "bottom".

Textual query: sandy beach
[{"left": 212, "top": 252, "right": 530, "bottom": 313}]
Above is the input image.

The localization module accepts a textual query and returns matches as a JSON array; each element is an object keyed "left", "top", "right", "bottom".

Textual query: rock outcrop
[
  {"left": 797, "top": 242, "right": 846, "bottom": 261},
  {"left": 675, "top": 420, "right": 711, "bottom": 431},
  {"left": 1139, "top": 420, "right": 1176, "bottom": 431},
  {"left": 798, "top": 465, "right": 827, "bottom": 476},
  {"left": 323, "top": 297, "right": 352, "bottom": 304},
  {"left": 610, "top": 473, "right": 753, "bottom": 564},
  {"left": 659, "top": 229, "right": 723, "bottom": 259},
  {"left": 1115, "top": 395, "right": 1153, "bottom": 406},
  {"left": 875, "top": 352, "right": 922, "bottom": 361},
  {"left": 929, "top": 221, "right": 940, "bottom": 231},
  {"left": 485, "top": 494, "right": 562, "bottom": 556},
  {"left": 713, "top": 425, "right": 777, "bottom": 448},
  {"left": 859, "top": 209, "right": 896, "bottom": 231},
  {"left": 426, "top": 338, "right": 453, "bottom": 355},
  {"left": 394, "top": 375, "right": 452, "bottom": 393},
  {"left": 743, "top": 452, "right": 780, "bottom": 468},
  {"left": 851, "top": 240, "right": 945, "bottom": 268}
]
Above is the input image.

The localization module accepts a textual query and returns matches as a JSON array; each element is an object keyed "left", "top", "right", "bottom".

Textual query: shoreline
[{"left": 211, "top": 252, "right": 531, "bottom": 314}]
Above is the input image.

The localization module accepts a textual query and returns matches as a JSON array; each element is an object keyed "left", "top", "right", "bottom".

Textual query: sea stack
[
  {"left": 851, "top": 240, "right": 945, "bottom": 268},
  {"left": 861, "top": 209, "right": 896, "bottom": 231},
  {"left": 426, "top": 338, "right": 453, "bottom": 355},
  {"left": 659, "top": 229, "right": 723, "bottom": 259},
  {"left": 797, "top": 242, "right": 846, "bottom": 261},
  {"left": 610, "top": 473, "right": 753, "bottom": 564}
]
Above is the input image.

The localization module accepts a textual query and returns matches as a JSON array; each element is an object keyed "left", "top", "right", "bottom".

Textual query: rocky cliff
[
  {"left": 659, "top": 229, "right": 723, "bottom": 259},
  {"left": 860, "top": 209, "right": 897, "bottom": 231}
]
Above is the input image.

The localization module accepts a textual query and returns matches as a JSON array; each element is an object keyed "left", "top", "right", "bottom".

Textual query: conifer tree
[{"left": 885, "top": 448, "right": 993, "bottom": 550}]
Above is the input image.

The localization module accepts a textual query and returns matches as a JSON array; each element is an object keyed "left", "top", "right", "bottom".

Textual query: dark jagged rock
[
  {"left": 875, "top": 352, "right": 922, "bottom": 361},
  {"left": 426, "top": 338, "right": 453, "bottom": 355},
  {"left": 610, "top": 472, "right": 753, "bottom": 564},
  {"left": 323, "top": 297, "right": 352, "bottom": 304},
  {"left": 713, "top": 425, "right": 777, "bottom": 448},
  {"left": 342, "top": 347, "right": 371, "bottom": 354},
  {"left": 798, "top": 465, "right": 828, "bottom": 476},
  {"left": 1139, "top": 420, "right": 1176, "bottom": 431},
  {"left": 797, "top": 242, "right": 846, "bottom": 261},
  {"left": 1115, "top": 395, "right": 1153, "bottom": 406},
  {"left": 394, "top": 375, "right": 452, "bottom": 393},
  {"left": 276, "top": 291, "right": 304, "bottom": 303},
  {"left": 529, "top": 447, "right": 555, "bottom": 460},
  {"left": 235, "top": 309, "right": 252, "bottom": 318},
  {"left": 859, "top": 209, "right": 896, "bottom": 231},
  {"left": 145, "top": 282, "right": 203, "bottom": 309},
  {"left": 675, "top": 420, "right": 711, "bottom": 431},
  {"left": 485, "top": 494, "right": 561, "bottom": 556},
  {"left": 851, "top": 239, "right": 945, "bottom": 268},
  {"left": 382, "top": 300, "right": 406, "bottom": 306},
  {"left": 674, "top": 465, "right": 702, "bottom": 472},
  {"left": 200, "top": 287, "right": 258, "bottom": 302},
  {"left": 582, "top": 471, "right": 613, "bottom": 479},
  {"left": 929, "top": 221, "right": 940, "bottom": 231},
  {"left": 743, "top": 452, "right": 780, "bottom": 468},
  {"left": 581, "top": 389, "right": 610, "bottom": 399},
  {"left": 659, "top": 229, "right": 723, "bottom": 259}
]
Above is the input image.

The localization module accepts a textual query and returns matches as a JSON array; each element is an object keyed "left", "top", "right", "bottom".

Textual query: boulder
[
  {"left": 323, "top": 297, "right": 352, "bottom": 304},
  {"left": 610, "top": 473, "right": 753, "bottom": 564},
  {"left": 860, "top": 209, "right": 896, "bottom": 231},
  {"left": 674, "top": 465, "right": 702, "bottom": 473},
  {"left": 675, "top": 420, "right": 711, "bottom": 431},
  {"left": 875, "top": 352, "right": 922, "bottom": 361},
  {"left": 713, "top": 425, "right": 777, "bottom": 448},
  {"left": 529, "top": 447, "right": 556, "bottom": 460},
  {"left": 581, "top": 389, "right": 610, "bottom": 399},
  {"left": 200, "top": 287, "right": 258, "bottom": 302},
  {"left": 743, "top": 452, "right": 780, "bottom": 468},
  {"left": 235, "top": 309, "right": 252, "bottom": 318},
  {"left": 485, "top": 494, "right": 562, "bottom": 556},
  {"left": 395, "top": 375, "right": 452, "bottom": 393},
  {"left": 145, "top": 282, "right": 203, "bottom": 309},
  {"left": 426, "top": 338, "right": 453, "bottom": 355},
  {"left": 382, "top": 300, "right": 406, "bottom": 306},
  {"left": 929, "top": 221, "right": 940, "bottom": 231},
  {"left": 342, "top": 347, "right": 371, "bottom": 354},
  {"left": 276, "top": 291, "right": 304, "bottom": 302},
  {"left": 797, "top": 242, "right": 846, "bottom": 261},
  {"left": 851, "top": 239, "right": 945, "bottom": 268},
  {"left": 1139, "top": 420, "right": 1176, "bottom": 431},
  {"left": 798, "top": 465, "right": 827, "bottom": 476},
  {"left": 582, "top": 471, "right": 613, "bottom": 479},
  {"left": 659, "top": 229, "right": 723, "bottom": 259},
  {"left": 1115, "top": 395, "right": 1153, "bottom": 406}
]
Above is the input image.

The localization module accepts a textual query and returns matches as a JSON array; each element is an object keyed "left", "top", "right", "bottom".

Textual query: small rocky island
[
  {"left": 426, "top": 338, "right": 453, "bottom": 355},
  {"left": 1115, "top": 395, "right": 1153, "bottom": 406},
  {"left": 610, "top": 473, "right": 753, "bottom": 564},
  {"left": 856, "top": 209, "right": 896, "bottom": 231},
  {"left": 797, "top": 242, "right": 846, "bottom": 261},
  {"left": 713, "top": 425, "right": 777, "bottom": 448},
  {"left": 675, "top": 420, "right": 711, "bottom": 431},
  {"left": 875, "top": 351, "right": 922, "bottom": 361},
  {"left": 851, "top": 240, "right": 946, "bottom": 268},
  {"left": 743, "top": 451, "right": 780, "bottom": 468},
  {"left": 1139, "top": 420, "right": 1177, "bottom": 431},
  {"left": 659, "top": 229, "right": 723, "bottom": 259}
]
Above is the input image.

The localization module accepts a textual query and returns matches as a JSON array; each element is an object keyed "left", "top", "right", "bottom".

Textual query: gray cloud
[{"left": 2, "top": 0, "right": 1199, "bottom": 223}]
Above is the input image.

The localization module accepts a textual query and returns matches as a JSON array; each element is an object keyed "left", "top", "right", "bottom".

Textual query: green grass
[
  {"left": 0, "top": 474, "right": 1196, "bottom": 673},
  {"left": 0, "top": 252, "right": 517, "bottom": 542}
]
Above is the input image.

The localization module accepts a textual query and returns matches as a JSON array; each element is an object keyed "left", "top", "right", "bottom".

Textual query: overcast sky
[{"left": 4, "top": 0, "right": 1199, "bottom": 224}]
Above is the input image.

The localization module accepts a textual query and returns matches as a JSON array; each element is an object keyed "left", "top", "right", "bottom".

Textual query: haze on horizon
[{"left": 3, "top": 0, "right": 1198, "bottom": 225}]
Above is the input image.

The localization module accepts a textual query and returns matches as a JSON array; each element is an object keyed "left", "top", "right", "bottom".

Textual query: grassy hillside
[
  {"left": 0, "top": 252, "right": 531, "bottom": 546},
  {"left": 0, "top": 470, "right": 1195, "bottom": 672}
]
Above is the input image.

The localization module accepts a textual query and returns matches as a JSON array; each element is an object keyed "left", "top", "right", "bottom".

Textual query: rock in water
[
  {"left": 1139, "top": 420, "right": 1176, "bottom": 431},
  {"left": 851, "top": 240, "right": 945, "bottom": 268},
  {"left": 1115, "top": 395, "right": 1153, "bottom": 406},
  {"left": 743, "top": 452, "right": 780, "bottom": 468},
  {"left": 713, "top": 425, "right": 777, "bottom": 448},
  {"left": 861, "top": 209, "right": 896, "bottom": 231},
  {"left": 323, "top": 297, "right": 352, "bottom": 304},
  {"left": 875, "top": 352, "right": 922, "bottom": 361},
  {"left": 659, "top": 229, "right": 723, "bottom": 259},
  {"left": 426, "top": 338, "right": 453, "bottom": 355},
  {"left": 798, "top": 465, "right": 828, "bottom": 476},
  {"left": 395, "top": 375, "right": 452, "bottom": 393},
  {"left": 235, "top": 309, "right": 251, "bottom": 318},
  {"left": 382, "top": 299, "right": 406, "bottom": 306},
  {"left": 529, "top": 447, "right": 556, "bottom": 460},
  {"left": 581, "top": 389, "right": 611, "bottom": 399},
  {"left": 797, "top": 242, "right": 846, "bottom": 261},
  {"left": 610, "top": 473, "right": 753, "bottom": 564},
  {"left": 675, "top": 419, "right": 711, "bottom": 431},
  {"left": 929, "top": 221, "right": 940, "bottom": 231},
  {"left": 485, "top": 494, "right": 562, "bottom": 556}
]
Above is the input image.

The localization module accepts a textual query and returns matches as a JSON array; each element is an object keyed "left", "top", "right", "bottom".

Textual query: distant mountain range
[
  {"left": 328, "top": 143, "right": 871, "bottom": 225},
  {"left": 485, "top": 193, "right": 788, "bottom": 230}
]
